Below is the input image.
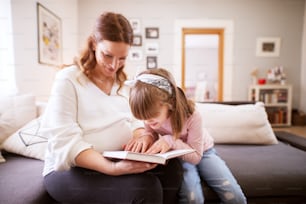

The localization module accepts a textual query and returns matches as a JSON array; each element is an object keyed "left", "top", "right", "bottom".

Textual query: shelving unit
[{"left": 248, "top": 84, "right": 292, "bottom": 127}]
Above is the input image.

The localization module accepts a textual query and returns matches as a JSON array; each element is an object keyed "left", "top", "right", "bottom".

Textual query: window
[{"left": 0, "top": 0, "right": 17, "bottom": 95}]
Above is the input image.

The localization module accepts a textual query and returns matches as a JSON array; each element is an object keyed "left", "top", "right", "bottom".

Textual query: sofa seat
[
  {"left": 1, "top": 132, "right": 305, "bottom": 204},
  {"left": 1, "top": 97, "right": 306, "bottom": 204},
  {"left": 203, "top": 131, "right": 306, "bottom": 204},
  {"left": 0, "top": 153, "right": 57, "bottom": 204}
]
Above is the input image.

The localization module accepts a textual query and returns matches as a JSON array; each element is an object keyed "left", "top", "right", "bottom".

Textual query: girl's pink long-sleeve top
[{"left": 145, "top": 110, "right": 214, "bottom": 165}]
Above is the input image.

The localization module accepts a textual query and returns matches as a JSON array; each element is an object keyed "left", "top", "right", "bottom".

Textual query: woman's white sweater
[{"left": 41, "top": 66, "right": 143, "bottom": 176}]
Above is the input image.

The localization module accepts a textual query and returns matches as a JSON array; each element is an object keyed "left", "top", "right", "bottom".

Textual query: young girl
[{"left": 125, "top": 68, "right": 247, "bottom": 204}]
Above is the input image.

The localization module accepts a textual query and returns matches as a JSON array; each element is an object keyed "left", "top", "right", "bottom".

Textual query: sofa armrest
[{"left": 275, "top": 131, "right": 306, "bottom": 151}]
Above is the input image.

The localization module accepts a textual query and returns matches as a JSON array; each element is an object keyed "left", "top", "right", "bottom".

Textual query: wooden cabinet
[{"left": 248, "top": 84, "right": 292, "bottom": 127}]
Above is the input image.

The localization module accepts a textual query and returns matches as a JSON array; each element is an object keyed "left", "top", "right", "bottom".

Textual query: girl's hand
[
  {"left": 112, "top": 160, "right": 157, "bottom": 175},
  {"left": 146, "top": 137, "right": 170, "bottom": 154},
  {"left": 124, "top": 134, "right": 154, "bottom": 153}
]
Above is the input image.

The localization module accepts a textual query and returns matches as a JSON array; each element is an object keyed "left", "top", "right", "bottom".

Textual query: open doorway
[{"left": 182, "top": 28, "right": 224, "bottom": 102}]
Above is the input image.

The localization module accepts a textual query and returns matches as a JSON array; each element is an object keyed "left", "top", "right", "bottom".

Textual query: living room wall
[
  {"left": 2, "top": 0, "right": 79, "bottom": 101},
  {"left": 1, "top": 0, "right": 305, "bottom": 113},
  {"left": 78, "top": 0, "right": 306, "bottom": 111}
]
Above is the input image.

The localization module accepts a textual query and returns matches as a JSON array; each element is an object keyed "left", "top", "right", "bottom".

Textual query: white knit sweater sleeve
[{"left": 41, "top": 68, "right": 92, "bottom": 174}]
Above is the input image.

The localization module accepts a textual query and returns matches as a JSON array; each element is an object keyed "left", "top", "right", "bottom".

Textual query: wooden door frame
[{"left": 182, "top": 28, "right": 224, "bottom": 101}]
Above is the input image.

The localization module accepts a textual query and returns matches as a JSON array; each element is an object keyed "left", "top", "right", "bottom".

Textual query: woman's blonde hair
[
  {"left": 71, "top": 12, "right": 133, "bottom": 93},
  {"left": 129, "top": 68, "right": 195, "bottom": 139}
]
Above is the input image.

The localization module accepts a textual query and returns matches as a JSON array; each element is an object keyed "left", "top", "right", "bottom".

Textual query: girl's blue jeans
[{"left": 178, "top": 148, "right": 247, "bottom": 204}]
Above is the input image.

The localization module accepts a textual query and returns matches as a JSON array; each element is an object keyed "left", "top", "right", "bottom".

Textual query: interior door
[{"left": 182, "top": 28, "right": 224, "bottom": 102}]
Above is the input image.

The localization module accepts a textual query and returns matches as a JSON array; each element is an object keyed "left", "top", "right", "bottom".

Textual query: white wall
[
  {"left": 9, "top": 0, "right": 78, "bottom": 101},
  {"left": 4, "top": 0, "right": 306, "bottom": 112},
  {"left": 78, "top": 0, "right": 305, "bottom": 110},
  {"left": 0, "top": 0, "right": 17, "bottom": 95}
]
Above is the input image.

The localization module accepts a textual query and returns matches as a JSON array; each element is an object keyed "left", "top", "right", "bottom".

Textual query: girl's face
[
  {"left": 94, "top": 40, "right": 130, "bottom": 77},
  {"left": 144, "top": 103, "right": 170, "bottom": 129}
]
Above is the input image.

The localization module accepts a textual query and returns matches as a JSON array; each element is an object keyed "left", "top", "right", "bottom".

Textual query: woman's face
[
  {"left": 144, "top": 103, "right": 170, "bottom": 130},
  {"left": 94, "top": 40, "right": 130, "bottom": 77}
]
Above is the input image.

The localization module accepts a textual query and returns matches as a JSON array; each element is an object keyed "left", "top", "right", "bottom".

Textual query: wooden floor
[{"left": 273, "top": 125, "right": 306, "bottom": 139}]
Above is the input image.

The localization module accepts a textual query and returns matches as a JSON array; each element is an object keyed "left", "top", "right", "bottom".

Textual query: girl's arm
[
  {"left": 156, "top": 111, "right": 205, "bottom": 164},
  {"left": 175, "top": 111, "right": 206, "bottom": 164},
  {"left": 124, "top": 128, "right": 156, "bottom": 153}
]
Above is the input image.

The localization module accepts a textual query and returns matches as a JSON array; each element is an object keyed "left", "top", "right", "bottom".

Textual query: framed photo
[
  {"left": 147, "top": 56, "right": 157, "bottom": 69},
  {"left": 132, "top": 35, "right": 142, "bottom": 46},
  {"left": 130, "top": 19, "right": 141, "bottom": 34},
  {"left": 145, "top": 27, "right": 159, "bottom": 39},
  {"left": 145, "top": 42, "right": 159, "bottom": 54},
  {"left": 37, "top": 3, "right": 62, "bottom": 66},
  {"left": 129, "top": 49, "right": 143, "bottom": 61},
  {"left": 256, "top": 37, "right": 281, "bottom": 57}
]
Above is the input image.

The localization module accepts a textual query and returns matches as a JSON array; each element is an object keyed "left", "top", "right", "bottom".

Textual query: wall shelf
[{"left": 248, "top": 84, "right": 292, "bottom": 127}]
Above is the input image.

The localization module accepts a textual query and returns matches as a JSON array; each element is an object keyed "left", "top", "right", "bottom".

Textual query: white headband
[{"left": 125, "top": 74, "right": 172, "bottom": 95}]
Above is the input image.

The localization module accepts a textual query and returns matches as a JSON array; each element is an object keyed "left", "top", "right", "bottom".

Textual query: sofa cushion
[
  {"left": 0, "top": 94, "right": 36, "bottom": 144},
  {"left": 196, "top": 102, "right": 278, "bottom": 144},
  {"left": 207, "top": 138, "right": 306, "bottom": 199},
  {"left": 0, "top": 153, "right": 57, "bottom": 204},
  {"left": 2, "top": 117, "right": 47, "bottom": 160}
]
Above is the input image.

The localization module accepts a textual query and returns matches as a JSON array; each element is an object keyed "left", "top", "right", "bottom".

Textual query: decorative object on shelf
[
  {"left": 129, "top": 19, "right": 141, "bottom": 34},
  {"left": 250, "top": 68, "right": 258, "bottom": 85},
  {"left": 145, "top": 27, "right": 159, "bottom": 39},
  {"left": 37, "top": 3, "right": 62, "bottom": 67},
  {"left": 256, "top": 37, "right": 281, "bottom": 57},
  {"left": 258, "top": 78, "right": 266, "bottom": 85},
  {"left": 146, "top": 56, "right": 157, "bottom": 69},
  {"left": 266, "top": 65, "right": 286, "bottom": 84},
  {"left": 132, "top": 35, "right": 142, "bottom": 46}
]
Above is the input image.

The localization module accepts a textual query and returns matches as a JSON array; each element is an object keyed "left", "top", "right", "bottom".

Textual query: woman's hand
[
  {"left": 75, "top": 148, "right": 157, "bottom": 176},
  {"left": 124, "top": 134, "right": 154, "bottom": 153},
  {"left": 111, "top": 160, "right": 157, "bottom": 176},
  {"left": 145, "top": 137, "right": 171, "bottom": 154}
]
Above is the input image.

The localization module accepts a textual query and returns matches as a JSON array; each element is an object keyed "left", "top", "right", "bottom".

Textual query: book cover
[{"left": 103, "top": 149, "right": 195, "bottom": 165}]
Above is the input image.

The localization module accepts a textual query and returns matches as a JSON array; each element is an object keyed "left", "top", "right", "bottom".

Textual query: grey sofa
[
  {"left": 204, "top": 131, "right": 306, "bottom": 204},
  {"left": 1, "top": 131, "right": 305, "bottom": 204}
]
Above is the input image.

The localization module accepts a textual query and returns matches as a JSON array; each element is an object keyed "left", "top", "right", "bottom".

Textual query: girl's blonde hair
[{"left": 129, "top": 68, "right": 195, "bottom": 139}]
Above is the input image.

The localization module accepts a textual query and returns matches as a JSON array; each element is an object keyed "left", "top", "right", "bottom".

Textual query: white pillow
[
  {"left": 1, "top": 117, "right": 47, "bottom": 160},
  {"left": 196, "top": 102, "right": 278, "bottom": 145},
  {"left": 0, "top": 94, "right": 37, "bottom": 144}
]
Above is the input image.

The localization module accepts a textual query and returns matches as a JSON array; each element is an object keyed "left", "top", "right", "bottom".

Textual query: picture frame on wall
[
  {"left": 132, "top": 35, "right": 142, "bottom": 46},
  {"left": 147, "top": 56, "right": 157, "bottom": 69},
  {"left": 256, "top": 37, "right": 281, "bottom": 57},
  {"left": 130, "top": 19, "right": 141, "bottom": 34},
  {"left": 145, "top": 27, "right": 159, "bottom": 39},
  {"left": 129, "top": 49, "right": 143, "bottom": 61},
  {"left": 37, "top": 3, "right": 62, "bottom": 66},
  {"left": 145, "top": 43, "right": 159, "bottom": 54}
]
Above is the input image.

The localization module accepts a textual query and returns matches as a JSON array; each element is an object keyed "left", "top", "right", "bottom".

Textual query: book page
[
  {"left": 156, "top": 149, "right": 195, "bottom": 159},
  {"left": 103, "top": 149, "right": 195, "bottom": 164}
]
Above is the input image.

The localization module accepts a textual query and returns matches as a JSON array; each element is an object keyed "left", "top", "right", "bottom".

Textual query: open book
[{"left": 103, "top": 149, "right": 195, "bottom": 165}]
